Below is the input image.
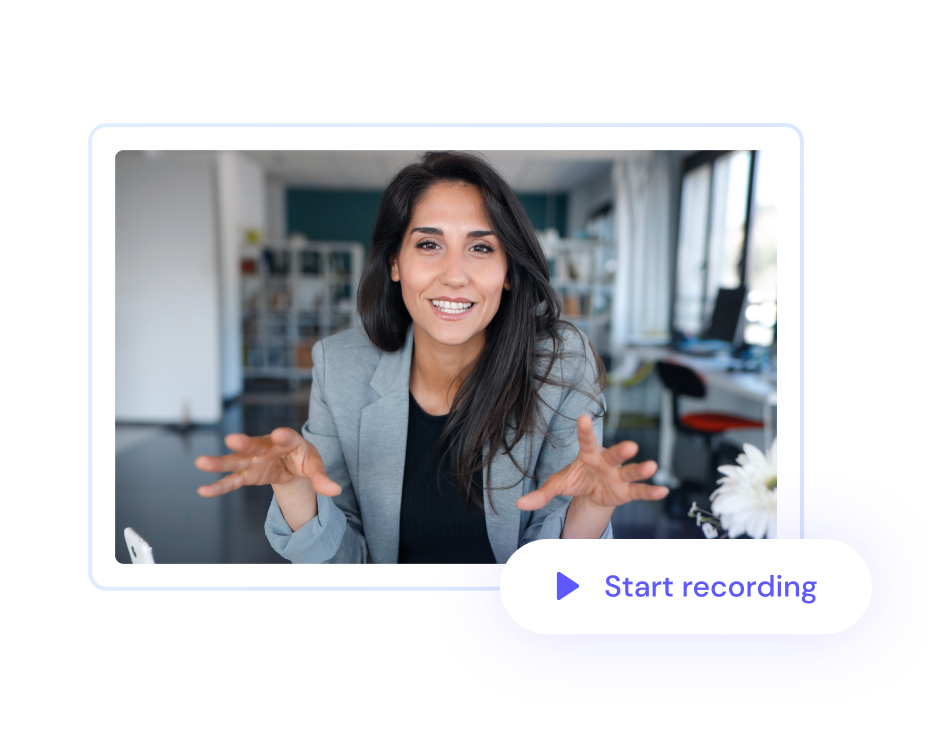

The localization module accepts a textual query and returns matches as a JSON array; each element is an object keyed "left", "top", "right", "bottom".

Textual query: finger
[
  {"left": 575, "top": 415, "right": 601, "bottom": 454},
  {"left": 269, "top": 427, "right": 304, "bottom": 449},
  {"left": 310, "top": 473, "right": 342, "bottom": 497},
  {"left": 194, "top": 453, "right": 255, "bottom": 474},
  {"left": 225, "top": 428, "right": 299, "bottom": 454},
  {"left": 197, "top": 472, "right": 247, "bottom": 498},
  {"left": 303, "top": 449, "right": 342, "bottom": 497},
  {"left": 618, "top": 459, "right": 659, "bottom": 483},
  {"left": 200, "top": 428, "right": 301, "bottom": 475},
  {"left": 516, "top": 473, "right": 564, "bottom": 511},
  {"left": 297, "top": 443, "right": 342, "bottom": 497},
  {"left": 625, "top": 483, "right": 670, "bottom": 501},
  {"left": 224, "top": 432, "right": 261, "bottom": 452},
  {"left": 600, "top": 440, "right": 639, "bottom": 467}
]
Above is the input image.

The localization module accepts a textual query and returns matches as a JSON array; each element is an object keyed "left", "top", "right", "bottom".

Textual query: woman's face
[{"left": 391, "top": 181, "right": 510, "bottom": 354}]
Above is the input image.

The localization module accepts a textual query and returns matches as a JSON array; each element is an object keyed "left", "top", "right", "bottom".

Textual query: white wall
[
  {"left": 115, "top": 152, "right": 222, "bottom": 424},
  {"left": 265, "top": 175, "right": 287, "bottom": 242},
  {"left": 216, "top": 152, "right": 266, "bottom": 399}
]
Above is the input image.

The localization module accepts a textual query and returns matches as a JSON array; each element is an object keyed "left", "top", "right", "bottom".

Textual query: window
[
  {"left": 743, "top": 151, "right": 777, "bottom": 346},
  {"left": 672, "top": 150, "right": 776, "bottom": 347}
]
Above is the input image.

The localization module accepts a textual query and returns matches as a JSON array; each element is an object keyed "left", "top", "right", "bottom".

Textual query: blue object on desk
[{"left": 675, "top": 338, "right": 733, "bottom": 357}]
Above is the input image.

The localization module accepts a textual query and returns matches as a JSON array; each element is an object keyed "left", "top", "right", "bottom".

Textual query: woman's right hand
[{"left": 194, "top": 427, "right": 341, "bottom": 499}]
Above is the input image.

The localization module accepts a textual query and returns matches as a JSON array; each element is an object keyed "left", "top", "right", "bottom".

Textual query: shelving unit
[
  {"left": 240, "top": 239, "right": 364, "bottom": 389},
  {"left": 541, "top": 236, "right": 617, "bottom": 356}
]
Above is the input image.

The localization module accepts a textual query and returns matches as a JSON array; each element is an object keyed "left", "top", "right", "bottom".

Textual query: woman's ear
[
  {"left": 504, "top": 275, "right": 511, "bottom": 291},
  {"left": 391, "top": 260, "right": 400, "bottom": 282}
]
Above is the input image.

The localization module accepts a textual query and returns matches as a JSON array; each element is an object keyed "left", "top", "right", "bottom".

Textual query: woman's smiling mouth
[{"left": 429, "top": 298, "right": 476, "bottom": 317}]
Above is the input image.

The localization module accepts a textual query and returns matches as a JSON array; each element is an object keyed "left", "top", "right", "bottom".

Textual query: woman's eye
[
  {"left": 471, "top": 243, "right": 494, "bottom": 254},
  {"left": 416, "top": 240, "right": 441, "bottom": 251}
]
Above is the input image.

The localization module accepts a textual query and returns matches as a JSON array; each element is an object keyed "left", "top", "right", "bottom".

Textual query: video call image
[{"left": 114, "top": 148, "right": 777, "bottom": 565}]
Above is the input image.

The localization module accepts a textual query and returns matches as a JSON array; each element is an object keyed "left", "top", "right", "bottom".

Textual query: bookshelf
[
  {"left": 542, "top": 235, "right": 617, "bottom": 356},
  {"left": 240, "top": 238, "right": 364, "bottom": 389}
]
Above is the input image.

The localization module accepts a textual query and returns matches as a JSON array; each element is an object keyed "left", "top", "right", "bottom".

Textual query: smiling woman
[
  {"left": 194, "top": 151, "right": 669, "bottom": 563},
  {"left": 390, "top": 182, "right": 510, "bottom": 415}
]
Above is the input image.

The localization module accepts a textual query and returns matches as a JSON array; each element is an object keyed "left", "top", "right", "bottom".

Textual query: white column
[{"left": 216, "top": 152, "right": 267, "bottom": 400}]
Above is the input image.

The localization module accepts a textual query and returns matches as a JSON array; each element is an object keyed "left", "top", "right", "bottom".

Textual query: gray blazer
[{"left": 265, "top": 325, "right": 611, "bottom": 563}]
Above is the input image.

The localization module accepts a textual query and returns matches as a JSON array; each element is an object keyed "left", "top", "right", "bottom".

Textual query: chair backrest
[{"left": 655, "top": 361, "right": 706, "bottom": 399}]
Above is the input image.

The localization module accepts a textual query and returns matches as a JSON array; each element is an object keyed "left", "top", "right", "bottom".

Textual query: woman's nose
[{"left": 439, "top": 248, "right": 467, "bottom": 286}]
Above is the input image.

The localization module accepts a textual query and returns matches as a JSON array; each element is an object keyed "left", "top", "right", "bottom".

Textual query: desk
[{"left": 622, "top": 346, "right": 777, "bottom": 487}]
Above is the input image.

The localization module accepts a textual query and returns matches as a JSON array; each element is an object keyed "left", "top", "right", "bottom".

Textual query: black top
[{"left": 398, "top": 392, "right": 497, "bottom": 564}]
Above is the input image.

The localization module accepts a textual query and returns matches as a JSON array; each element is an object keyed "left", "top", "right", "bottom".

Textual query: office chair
[{"left": 655, "top": 360, "right": 764, "bottom": 512}]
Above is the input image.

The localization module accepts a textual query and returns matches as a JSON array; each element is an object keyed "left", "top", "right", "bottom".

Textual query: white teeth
[{"left": 430, "top": 300, "right": 473, "bottom": 314}]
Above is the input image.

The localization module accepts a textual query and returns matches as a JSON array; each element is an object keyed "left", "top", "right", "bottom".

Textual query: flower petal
[
  {"left": 742, "top": 444, "right": 766, "bottom": 467},
  {"left": 746, "top": 508, "right": 769, "bottom": 539},
  {"left": 723, "top": 516, "right": 745, "bottom": 539},
  {"left": 707, "top": 439, "right": 777, "bottom": 539}
]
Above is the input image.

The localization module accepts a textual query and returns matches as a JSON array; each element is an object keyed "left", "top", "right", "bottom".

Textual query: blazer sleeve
[
  {"left": 519, "top": 327, "right": 613, "bottom": 544},
  {"left": 264, "top": 340, "right": 370, "bottom": 563}
]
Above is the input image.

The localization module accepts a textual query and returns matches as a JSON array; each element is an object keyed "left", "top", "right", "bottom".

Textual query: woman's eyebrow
[{"left": 409, "top": 227, "right": 497, "bottom": 238}]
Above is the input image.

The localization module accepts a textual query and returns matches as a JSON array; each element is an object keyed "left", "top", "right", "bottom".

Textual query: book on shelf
[
  {"left": 562, "top": 293, "right": 582, "bottom": 317},
  {"left": 262, "top": 248, "right": 291, "bottom": 276},
  {"left": 300, "top": 250, "right": 320, "bottom": 275},
  {"left": 296, "top": 343, "right": 315, "bottom": 369}
]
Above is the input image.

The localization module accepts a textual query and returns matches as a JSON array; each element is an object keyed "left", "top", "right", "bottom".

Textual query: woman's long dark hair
[{"left": 357, "top": 151, "right": 605, "bottom": 508}]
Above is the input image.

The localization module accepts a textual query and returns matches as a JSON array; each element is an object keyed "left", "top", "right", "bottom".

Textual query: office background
[{"left": 115, "top": 149, "right": 777, "bottom": 562}]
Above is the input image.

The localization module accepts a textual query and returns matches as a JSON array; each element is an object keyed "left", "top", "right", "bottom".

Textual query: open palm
[
  {"left": 194, "top": 427, "right": 341, "bottom": 498},
  {"left": 516, "top": 415, "right": 668, "bottom": 511}
]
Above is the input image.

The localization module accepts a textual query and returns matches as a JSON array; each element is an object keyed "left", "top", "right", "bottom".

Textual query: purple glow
[{"left": 435, "top": 470, "right": 928, "bottom": 707}]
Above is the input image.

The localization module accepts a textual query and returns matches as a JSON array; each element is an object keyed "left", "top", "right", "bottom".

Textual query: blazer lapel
[
  {"left": 484, "top": 433, "right": 530, "bottom": 564},
  {"left": 358, "top": 328, "right": 414, "bottom": 564}
]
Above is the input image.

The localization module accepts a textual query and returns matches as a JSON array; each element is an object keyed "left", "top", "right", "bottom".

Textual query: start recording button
[{"left": 500, "top": 539, "right": 871, "bottom": 634}]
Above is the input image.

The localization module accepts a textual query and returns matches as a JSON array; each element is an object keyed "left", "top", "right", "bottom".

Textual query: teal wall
[
  {"left": 515, "top": 193, "right": 569, "bottom": 237},
  {"left": 286, "top": 189, "right": 569, "bottom": 250},
  {"left": 286, "top": 190, "right": 384, "bottom": 248}
]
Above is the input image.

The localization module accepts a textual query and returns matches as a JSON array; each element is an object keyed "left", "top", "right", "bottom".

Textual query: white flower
[
  {"left": 702, "top": 523, "right": 719, "bottom": 539},
  {"left": 710, "top": 439, "right": 777, "bottom": 539}
]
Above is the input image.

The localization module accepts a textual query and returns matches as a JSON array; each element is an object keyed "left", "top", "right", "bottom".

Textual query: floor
[{"left": 115, "top": 392, "right": 723, "bottom": 564}]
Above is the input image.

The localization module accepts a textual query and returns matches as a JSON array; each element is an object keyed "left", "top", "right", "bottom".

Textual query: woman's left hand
[{"left": 516, "top": 414, "right": 669, "bottom": 511}]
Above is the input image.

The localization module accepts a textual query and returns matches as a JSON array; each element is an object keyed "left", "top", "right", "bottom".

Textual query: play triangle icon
[{"left": 556, "top": 572, "right": 580, "bottom": 600}]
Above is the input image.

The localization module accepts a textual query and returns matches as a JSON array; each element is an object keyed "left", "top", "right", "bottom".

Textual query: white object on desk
[{"left": 124, "top": 527, "right": 156, "bottom": 564}]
